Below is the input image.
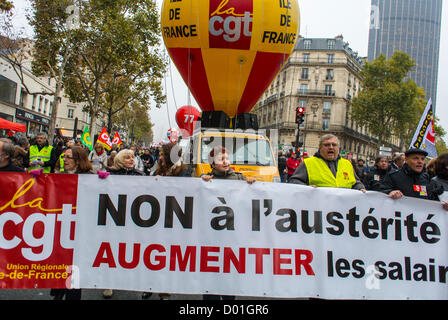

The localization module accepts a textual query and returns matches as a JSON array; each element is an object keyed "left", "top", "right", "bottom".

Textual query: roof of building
[{"left": 295, "top": 36, "right": 365, "bottom": 66}]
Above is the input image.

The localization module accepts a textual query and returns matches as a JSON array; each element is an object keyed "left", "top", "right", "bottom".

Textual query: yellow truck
[{"left": 179, "top": 128, "right": 280, "bottom": 182}]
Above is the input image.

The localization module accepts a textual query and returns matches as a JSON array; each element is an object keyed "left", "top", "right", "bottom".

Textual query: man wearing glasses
[{"left": 288, "top": 134, "right": 366, "bottom": 192}]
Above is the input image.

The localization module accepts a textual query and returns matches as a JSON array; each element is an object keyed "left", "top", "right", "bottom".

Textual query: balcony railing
[
  {"left": 298, "top": 89, "right": 336, "bottom": 97},
  {"left": 264, "top": 94, "right": 278, "bottom": 104},
  {"left": 287, "top": 57, "right": 350, "bottom": 66},
  {"left": 286, "top": 57, "right": 363, "bottom": 73}
]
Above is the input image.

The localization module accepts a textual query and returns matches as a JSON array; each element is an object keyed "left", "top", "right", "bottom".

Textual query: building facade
[
  {"left": 254, "top": 36, "right": 402, "bottom": 161},
  {"left": 368, "top": 0, "right": 443, "bottom": 108},
  {"left": 0, "top": 54, "right": 99, "bottom": 139}
]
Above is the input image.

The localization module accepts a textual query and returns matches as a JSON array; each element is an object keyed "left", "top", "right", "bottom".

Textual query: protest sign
[{"left": 1, "top": 173, "right": 447, "bottom": 299}]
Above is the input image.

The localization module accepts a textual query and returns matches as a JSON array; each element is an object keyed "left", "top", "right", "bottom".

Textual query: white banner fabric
[{"left": 74, "top": 175, "right": 448, "bottom": 300}]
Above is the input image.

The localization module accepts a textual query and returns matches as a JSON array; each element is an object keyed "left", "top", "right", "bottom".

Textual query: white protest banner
[{"left": 74, "top": 175, "right": 448, "bottom": 300}]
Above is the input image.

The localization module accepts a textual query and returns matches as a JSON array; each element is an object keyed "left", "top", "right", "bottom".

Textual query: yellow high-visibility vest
[
  {"left": 28, "top": 145, "right": 53, "bottom": 173},
  {"left": 304, "top": 156, "right": 356, "bottom": 188},
  {"left": 59, "top": 153, "right": 65, "bottom": 172}
]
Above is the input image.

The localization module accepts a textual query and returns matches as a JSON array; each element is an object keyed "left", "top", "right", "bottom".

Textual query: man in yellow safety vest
[
  {"left": 288, "top": 134, "right": 366, "bottom": 192},
  {"left": 25, "top": 132, "right": 57, "bottom": 173}
]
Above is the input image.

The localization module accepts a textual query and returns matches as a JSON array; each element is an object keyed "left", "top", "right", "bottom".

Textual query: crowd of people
[
  {"left": 1, "top": 132, "right": 448, "bottom": 300},
  {"left": 285, "top": 134, "right": 448, "bottom": 207},
  {"left": 1, "top": 131, "right": 448, "bottom": 213},
  {"left": 0, "top": 132, "right": 159, "bottom": 176}
]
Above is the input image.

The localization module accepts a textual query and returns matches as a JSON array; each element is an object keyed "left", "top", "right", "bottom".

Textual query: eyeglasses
[{"left": 63, "top": 155, "right": 74, "bottom": 160}]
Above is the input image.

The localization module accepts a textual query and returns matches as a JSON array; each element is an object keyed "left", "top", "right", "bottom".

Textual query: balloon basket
[{"left": 200, "top": 111, "right": 258, "bottom": 131}]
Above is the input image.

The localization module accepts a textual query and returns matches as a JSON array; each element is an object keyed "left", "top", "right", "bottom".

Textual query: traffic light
[{"left": 296, "top": 107, "right": 306, "bottom": 124}]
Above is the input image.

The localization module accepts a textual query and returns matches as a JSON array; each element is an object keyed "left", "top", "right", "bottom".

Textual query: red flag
[
  {"left": 426, "top": 119, "right": 436, "bottom": 144},
  {"left": 112, "top": 131, "right": 122, "bottom": 147},
  {"left": 97, "top": 127, "right": 113, "bottom": 150}
]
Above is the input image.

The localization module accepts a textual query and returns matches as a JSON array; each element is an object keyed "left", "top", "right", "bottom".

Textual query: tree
[
  {"left": 350, "top": 51, "right": 426, "bottom": 149},
  {"left": 62, "top": 0, "right": 165, "bottom": 140},
  {"left": 0, "top": 0, "right": 75, "bottom": 142},
  {"left": 0, "top": 0, "right": 13, "bottom": 13},
  {"left": 100, "top": 60, "right": 163, "bottom": 134},
  {"left": 28, "top": 0, "right": 80, "bottom": 143},
  {"left": 114, "top": 101, "right": 153, "bottom": 145},
  {"left": 434, "top": 122, "right": 448, "bottom": 155},
  {"left": 0, "top": 21, "right": 51, "bottom": 97}
]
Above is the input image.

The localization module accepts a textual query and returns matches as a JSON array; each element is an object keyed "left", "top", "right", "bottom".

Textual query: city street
[
  {"left": 0, "top": 289, "right": 287, "bottom": 300},
  {"left": 0, "top": 289, "right": 200, "bottom": 300}
]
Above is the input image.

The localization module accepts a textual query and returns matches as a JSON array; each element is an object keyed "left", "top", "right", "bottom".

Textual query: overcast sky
[{"left": 9, "top": 0, "right": 448, "bottom": 144}]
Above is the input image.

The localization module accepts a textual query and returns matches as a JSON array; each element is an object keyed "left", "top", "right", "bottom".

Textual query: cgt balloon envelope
[{"left": 161, "top": 0, "right": 300, "bottom": 118}]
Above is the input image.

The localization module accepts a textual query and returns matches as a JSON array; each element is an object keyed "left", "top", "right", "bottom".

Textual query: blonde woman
[
  {"left": 107, "top": 149, "right": 145, "bottom": 176},
  {"left": 102, "top": 149, "right": 144, "bottom": 299}
]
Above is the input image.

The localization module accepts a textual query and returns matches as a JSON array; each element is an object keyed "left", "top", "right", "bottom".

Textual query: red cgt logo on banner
[{"left": 0, "top": 173, "right": 78, "bottom": 289}]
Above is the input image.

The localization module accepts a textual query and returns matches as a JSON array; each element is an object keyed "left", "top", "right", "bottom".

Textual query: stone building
[
  {"left": 253, "top": 36, "right": 402, "bottom": 161},
  {"left": 0, "top": 42, "right": 101, "bottom": 139}
]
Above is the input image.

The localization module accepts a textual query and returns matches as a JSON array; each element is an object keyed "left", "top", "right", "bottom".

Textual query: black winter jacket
[
  {"left": 0, "top": 161, "right": 25, "bottom": 172},
  {"left": 108, "top": 167, "right": 145, "bottom": 176},
  {"left": 380, "top": 164, "right": 443, "bottom": 200},
  {"left": 364, "top": 167, "right": 389, "bottom": 191}
]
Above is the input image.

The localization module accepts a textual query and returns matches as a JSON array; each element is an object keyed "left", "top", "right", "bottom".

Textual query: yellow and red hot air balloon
[{"left": 161, "top": 0, "right": 300, "bottom": 119}]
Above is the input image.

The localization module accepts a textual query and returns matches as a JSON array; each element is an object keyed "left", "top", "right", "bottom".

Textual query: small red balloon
[{"left": 175, "top": 105, "right": 200, "bottom": 137}]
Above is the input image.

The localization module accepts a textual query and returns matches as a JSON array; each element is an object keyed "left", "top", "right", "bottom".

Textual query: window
[
  {"left": 298, "top": 100, "right": 307, "bottom": 108},
  {"left": 323, "top": 101, "right": 332, "bottom": 113},
  {"left": 326, "top": 69, "right": 334, "bottom": 80},
  {"left": 322, "top": 118, "right": 330, "bottom": 131},
  {"left": 325, "top": 85, "right": 333, "bottom": 95},
  {"left": 302, "top": 53, "right": 310, "bottom": 63},
  {"left": 38, "top": 96, "right": 43, "bottom": 112},
  {"left": 327, "top": 54, "right": 335, "bottom": 63},
  {"left": 301, "top": 68, "right": 309, "bottom": 79},
  {"left": 19, "top": 89, "right": 27, "bottom": 107},
  {"left": 328, "top": 40, "right": 336, "bottom": 49},
  {"left": 300, "top": 84, "right": 308, "bottom": 94},
  {"left": 0, "top": 75, "right": 17, "bottom": 104},
  {"left": 68, "top": 108, "right": 74, "bottom": 119},
  {"left": 32, "top": 95, "right": 36, "bottom": 110},
  {"left": 44, "top": 99, "right": 48, "bottom": 114},
  {"left": 304, "top": 39, "right": 312, "bottom": 49},
  {"left": 201, "top": 137, "right": 275, "bottom": 167}
]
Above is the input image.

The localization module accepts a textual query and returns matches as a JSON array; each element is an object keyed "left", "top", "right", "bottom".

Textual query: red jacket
[{"left": 287, "top": 157, "right": 301, "bottom": 175}]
